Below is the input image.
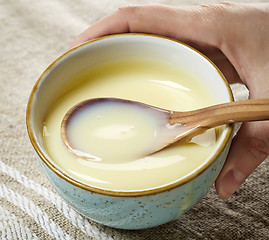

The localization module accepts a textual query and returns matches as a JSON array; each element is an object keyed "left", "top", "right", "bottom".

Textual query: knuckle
[
  {"left": 197, "top": 2, "right": 239, "bottom": 23},
  {"left": 219, "top": 1, "right": 238, "bottom": 7},
  {"left": 195, "top": 4, "right": 226, "bottom": 31},
  {"left": 196, "top": 2, "right": 242, "bottom": 47},
  {"left": 199, "top": 1, "right": 238, "bottom": 12},
  {"left": 117, "top": 5, "right": 141, "bottom": 16},
  {"left": 116, "top": 5, "right": 143, "bottom": 29},
  {"left": 246, "top": 137, "right": 269, "bottom": 163}
]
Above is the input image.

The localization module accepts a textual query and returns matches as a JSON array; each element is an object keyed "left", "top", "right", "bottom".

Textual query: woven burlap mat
[{"left": 1, "top": 1, "right": 268, "bottom": 239}]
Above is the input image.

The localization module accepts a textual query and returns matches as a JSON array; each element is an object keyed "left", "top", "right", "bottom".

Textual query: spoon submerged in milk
[{"left": 61, "top": 98, "right": 269, "bottom": 159}]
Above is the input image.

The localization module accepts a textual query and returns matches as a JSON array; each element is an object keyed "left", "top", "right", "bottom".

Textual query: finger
[
  {"left": 69, "top": 7, "right": 131, "bottom": 49},
  {"left": 69, "top": 4, "right": 223, "bottom": 49},
  {"left": 215, "top": 121, "right": 269, "bottom": 200}
]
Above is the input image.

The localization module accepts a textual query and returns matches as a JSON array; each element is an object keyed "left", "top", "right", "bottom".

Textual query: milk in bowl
[{"left": 42, "top": 58, "right": 223, "bottom": 191}]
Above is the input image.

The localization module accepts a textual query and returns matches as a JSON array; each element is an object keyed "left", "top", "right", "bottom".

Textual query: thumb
[{"left": 215, "top": 121, "right": 269, "bottom": 200}]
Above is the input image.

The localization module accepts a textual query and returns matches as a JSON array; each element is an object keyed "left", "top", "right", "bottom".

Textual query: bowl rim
[{"left": 26, "top": 33, "right": 234, "bottom": 197}]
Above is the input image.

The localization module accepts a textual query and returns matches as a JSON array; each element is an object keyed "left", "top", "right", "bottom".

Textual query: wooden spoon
[{"left": 61, "top": 98, "right": 269, "bottom": 158}]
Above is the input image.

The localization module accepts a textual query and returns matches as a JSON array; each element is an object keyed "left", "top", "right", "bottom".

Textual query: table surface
[{"left": 1, "top": 1, "right": 268, "bottom": 239}]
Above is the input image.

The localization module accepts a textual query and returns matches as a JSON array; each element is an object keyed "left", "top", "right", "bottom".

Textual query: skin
[{"left": 69, "top": 2, "right": 269, "bottom": 200}]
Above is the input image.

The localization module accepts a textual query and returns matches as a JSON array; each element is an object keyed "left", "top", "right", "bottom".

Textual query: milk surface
[{"left": 43, "top": 58, "right": 222, "bottom": 191}]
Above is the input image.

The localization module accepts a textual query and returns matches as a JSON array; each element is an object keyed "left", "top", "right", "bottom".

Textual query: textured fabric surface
[{"left": 0, "top": 0, "right": 268, "bottom": 239}]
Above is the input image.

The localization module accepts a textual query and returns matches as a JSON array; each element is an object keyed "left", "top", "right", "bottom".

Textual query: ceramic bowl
[{"left": 26, "top": 34, "right": 234, "bottom": 230}]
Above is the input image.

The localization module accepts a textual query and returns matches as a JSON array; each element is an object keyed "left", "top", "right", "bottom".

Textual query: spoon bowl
[{"left": 61, "top": 97, "right": 269, "bottom": 159}]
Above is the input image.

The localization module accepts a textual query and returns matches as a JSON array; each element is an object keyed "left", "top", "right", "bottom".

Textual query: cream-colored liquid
[
  {"left": 43, "top": 58, "right": 222, "bottom": 191},
  {"left": 64, "top": 99, "right": 168, "bottom": 162}
]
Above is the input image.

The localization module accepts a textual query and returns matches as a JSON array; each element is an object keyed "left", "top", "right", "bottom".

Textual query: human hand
[{"left": 70, "top": 3, "right": 269, "bottom": 200}]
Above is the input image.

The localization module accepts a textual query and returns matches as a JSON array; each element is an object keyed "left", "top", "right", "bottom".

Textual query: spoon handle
[{"left": 171, "top": 98, "right": 269, "bottom": 128}]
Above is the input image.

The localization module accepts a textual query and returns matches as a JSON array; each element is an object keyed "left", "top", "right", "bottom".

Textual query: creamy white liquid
[
  {"left": 63, "top": 99, "right": 167, "bottom": 162},
  {"left": 43, "top": 58, "right": 222, "bottom": 191}
]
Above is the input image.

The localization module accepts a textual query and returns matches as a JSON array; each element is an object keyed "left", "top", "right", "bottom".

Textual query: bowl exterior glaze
[{"left": 37, "top": 137, "right": 231, "bottom": 230}]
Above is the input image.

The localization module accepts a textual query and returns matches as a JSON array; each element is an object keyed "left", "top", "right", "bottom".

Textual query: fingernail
[{"left": 218, "top": 169, "right": 246, "bottom": 200}]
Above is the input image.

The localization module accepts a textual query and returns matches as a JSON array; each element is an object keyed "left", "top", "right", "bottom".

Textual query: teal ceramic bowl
[{"left": 26, "top": 34, "right": 233, "bottom": 230}]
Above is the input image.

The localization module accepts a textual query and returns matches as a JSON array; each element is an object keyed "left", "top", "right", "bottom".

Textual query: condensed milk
[{"left": 42, "top": 58, "right": 222, "bottom": 191}]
